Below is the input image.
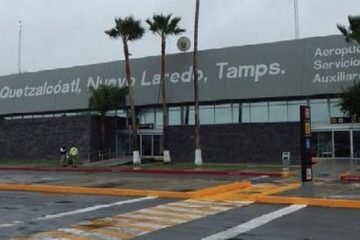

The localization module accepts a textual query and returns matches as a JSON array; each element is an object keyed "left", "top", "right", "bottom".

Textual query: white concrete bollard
[
  {"left": 195, "top": 149, "right": 203, "bottom": 166},
  {"left": 133, "top": 150, "right": 141, "bottom": 165},
  {"left": 163, "top": 150, "right": 171, "bottom": 163}
]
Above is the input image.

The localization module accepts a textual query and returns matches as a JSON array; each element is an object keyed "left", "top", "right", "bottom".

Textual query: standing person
[
  {"left": 69, "top": 144, "right": 79, "bottom": 167},
  {"left": 59, "top": 144, "right": 67, "bottom": 167}
]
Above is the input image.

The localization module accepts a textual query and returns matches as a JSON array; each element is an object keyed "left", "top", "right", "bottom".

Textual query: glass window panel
[
  {"left": 330, "top": 98, "right": 345, "bottom": 118},
  {"left": 215, "top": 104, "right": 232, "bottom": 124},
  {"left": 269, "top": 101, "right": 288, "bottom": 122},
  {"left": 54, "top": 113, "right": 65, "bottom": 117},
  {"left": 139, "top": 108, "right": 155, "bottom": 124},
  {"left": 250, "top": 102, "right": 268, "bottom": 123},
  {"left": 106, "top": 110, "right": 115, "bottom": 116},
  {"left": 288, "top": 100, "right": 307, "bottom": 121},
  {"left": 310, "top": 99, "right": 329, "bottom": 124},
  {"left": 232, "top": 103, "right": 240, "bottom": 123},
  {"left": 241, "top": 103, "right": 250, "bottom": 123},
  {"left": 200, "top": 105, "right": 214, "bottom": 124},
  {"left": 155, "top": 108, "right": 163, "bottom": 128},
  {"left": 169, "top": 107, "right": 181, "bottom": 125},
  {"left": 187, "top": 106, "right": 195, "bottom": 125},
  {"left": 312, "top": 131, "right": 332, "bottom": 158}
]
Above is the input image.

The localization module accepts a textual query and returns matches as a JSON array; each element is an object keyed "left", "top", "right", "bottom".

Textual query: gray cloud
[{"left": 1, "top": 0, "right": 359, "bottom": 76}]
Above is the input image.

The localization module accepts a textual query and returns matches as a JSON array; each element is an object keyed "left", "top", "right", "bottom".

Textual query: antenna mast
[
  {"left": 18, "top": 20, "right": 22, "bottom": 73},
  {"left": 294, "top": 0, "right": 299, "bottom": 39}
]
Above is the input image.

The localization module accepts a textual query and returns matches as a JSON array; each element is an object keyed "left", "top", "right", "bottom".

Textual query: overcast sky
[{"left": 1, "top": 0, "right": 360, "bottom": 76}]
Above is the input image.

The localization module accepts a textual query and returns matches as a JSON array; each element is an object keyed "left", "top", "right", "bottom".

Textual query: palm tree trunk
[
  {"left": 101, "top": 115, "right": 105, "bottom": 151},
  {"left": 161, "top": 35, "right": 171, "bottom": 163},
  {"left": 193, "top": 0, "right": 202, "bottom": 165},
  {"left": 122, "top": 38, "right": 140, "bottom": 163}
]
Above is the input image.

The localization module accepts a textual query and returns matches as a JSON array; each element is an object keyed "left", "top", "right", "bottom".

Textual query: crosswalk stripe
[
  {"left": 168, "top": 202, "right": 234, "bottom": 210},
  {"left": 19, "top": 199, "right": 251, "bottom": 240},
  {"left": 58, "top": 228, "right": 118, "bottom": 240},
  {"left": 97, "top": 218, "right": 155, "bottom": 232},
  {"left": 170, "top": 200, "right": 234, "bottom": 209},
  {"left": 112, "top": 216, "right": 169, "bottom": 229},
  {"left": 77, "top": 226, "right": 135, "bottom": 239},
  {"left": 165, "top": 202, "right": 232, "bottom": 212},
  {"left": 106, "top": 226, "right": 145, "bottom": 237},
  {"left": 125, "top": 212, "right": 186, "bottom": 224},
  {"left": 153, "top": 205, "right": 211, "bottom": 216},
  {"left": 186, "top": 199, "right": 252, "bottom": 207},
  {"left": 117, "top": 214, "right": 178, "bottom": 226},
  {"left": 138, "top": 208, "right": 200, "bottom": 219},
  {"left": 30, "top": 231, "right": 82, "bottom": 240},
  {"left": 185, "top": 199, "right": 236, "bottom": 206}
]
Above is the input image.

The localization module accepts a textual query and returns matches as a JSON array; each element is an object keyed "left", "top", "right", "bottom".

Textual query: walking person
[
  {"left": 59, "top": 144, "right": 68, "bottom": 167},
  {"left": 69, "top": 144, "right": 79, "bottom": 167}
]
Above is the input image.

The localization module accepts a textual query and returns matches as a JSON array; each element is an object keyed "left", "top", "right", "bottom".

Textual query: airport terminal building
[{"left": 0, "top": 34, "right": 359, "bottom": 164}]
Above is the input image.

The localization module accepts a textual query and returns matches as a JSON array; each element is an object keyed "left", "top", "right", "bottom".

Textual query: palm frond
[
  {"left": 105, "top": 27, "right": 120, "bottom": 39},
  {"left": 89, "top": 85, "right": 128, "bottom": 116},
  {"left": 147, "top": 13, "right": 185, "bottom": 37},
  {"left": 106, "top": 16, "right": 145, "bottom": 42},
  {"left": 338, "top": 15, "right": 360, "bottom": 44}
]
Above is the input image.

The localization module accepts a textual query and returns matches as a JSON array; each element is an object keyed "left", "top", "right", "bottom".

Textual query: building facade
[{"left": 0, "top": 35, "right": 359, "bottom": 163}]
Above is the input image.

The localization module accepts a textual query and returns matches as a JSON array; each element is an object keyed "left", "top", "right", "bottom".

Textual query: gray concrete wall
[
  {"left": 0, "top": 115, "right": 126, "bottom": 162},
  {"left": 0, "top": 116, "right": 91, "bottom": 161},
  {"left": 167, "top": 123, "right": 301, "bottom": 164}
]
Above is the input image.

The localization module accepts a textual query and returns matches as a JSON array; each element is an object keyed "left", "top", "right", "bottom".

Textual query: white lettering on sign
[
  {"left": 314, "top": 46, "right": 360, "bottom": 57},
  {"left": 216, "top": 62, "right": 285, "bottom": 82},
  {"left": 0, "top": 78, "right": 81, "bottom": 100},
  {"left": 312, "top": 45, "right": 360, "bottom": 85}
]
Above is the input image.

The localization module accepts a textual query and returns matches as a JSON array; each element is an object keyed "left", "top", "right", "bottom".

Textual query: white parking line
[
  {"left": 0, "top": 196, "right": 156, "bottom": 228},
  {"left": 201, "top": 204, "right": 307, "bottom": 240},
  {"left": 36, "top": 196, "right": 156, "bottom": 221}
]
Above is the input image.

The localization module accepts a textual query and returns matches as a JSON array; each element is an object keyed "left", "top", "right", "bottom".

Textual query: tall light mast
[
  {"left": 18, "top": 20, "right": 22, "bottom": 73},
  {"left": 294, "top": 0, "right": 299, "bottom": 39}
]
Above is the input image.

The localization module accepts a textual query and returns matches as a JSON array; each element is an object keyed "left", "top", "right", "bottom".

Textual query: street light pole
[
  {"left": 18, "top": 20, "right": 22, "bottom": 73},
  {"left": 294, "top": 0, "right": 299, "bottom": 39}
]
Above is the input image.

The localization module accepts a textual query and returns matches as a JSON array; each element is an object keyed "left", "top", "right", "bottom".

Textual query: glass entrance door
[
  {"left": 312, "top": 128, "right": 360, "bottom": 159},
  {"left": 141, "top": 135, "right": 152, "bottom": 156},
  {"left": 352, "top": 131, "right": 360, "bottom": 158},
  {"left": 334, "top": 131, "right": 351, "bottom": 158},
  {"left": 116, "top": 130, "right": 163, "bottom": 158},
  {"left": 139, "top": 132, "right": 163, "bottom": 158}
]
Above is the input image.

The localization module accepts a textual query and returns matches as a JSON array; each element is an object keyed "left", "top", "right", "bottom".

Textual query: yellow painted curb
[
  {"left": 281, "top": 171, "right": 291, "bottom": 177},
  {"left": 256, "top": 195, "right": 360, "bottom": 209},
  {"left": 189, "top": 181, "right": 251, "bottom": 198},
  {"left": 0, "top": 181, "right": 251, "bottom": 199},
  {"left": 259, "top": 183, "right": 300, "bottom": 196},
  {"left": 0, "top": 184, "right": 191, "bottom": 199},
  {"left": 338, "top": 172, "right": 350, "bottom": 180}
]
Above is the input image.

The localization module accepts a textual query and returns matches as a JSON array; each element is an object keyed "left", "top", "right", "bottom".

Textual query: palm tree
[
  {"left": 105, "top": 16, "right": 145, "bottom": 164},
  {"left": 193, "top": 0, "right": 202, "bottom": 166},
  {"left": 146, "top": 14, "right": 185, "bottom": 163},
  {"left": 337, "top": 15, "right": 360, "bottom": 44},
  {"left": 89, "top": 85, "right": 128, "bottom": 153},
  {"left": 339, "top": 82, "right": 360, "bottom": 120}
]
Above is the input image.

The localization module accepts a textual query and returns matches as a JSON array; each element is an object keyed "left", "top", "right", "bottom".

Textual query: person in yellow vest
[{"left": 69, "top": 144, "right": 79, "bottom": 167}]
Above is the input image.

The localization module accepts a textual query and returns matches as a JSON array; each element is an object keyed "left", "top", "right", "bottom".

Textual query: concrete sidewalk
[
  {"left": 312, "top": 158, "right": 360, "bottom": 182},
  {"left": 0, "top": 165, "right": 288, "bottom": 177},
  {"left": 0, "top": 160, "right": 359, "bottom": 209}
]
